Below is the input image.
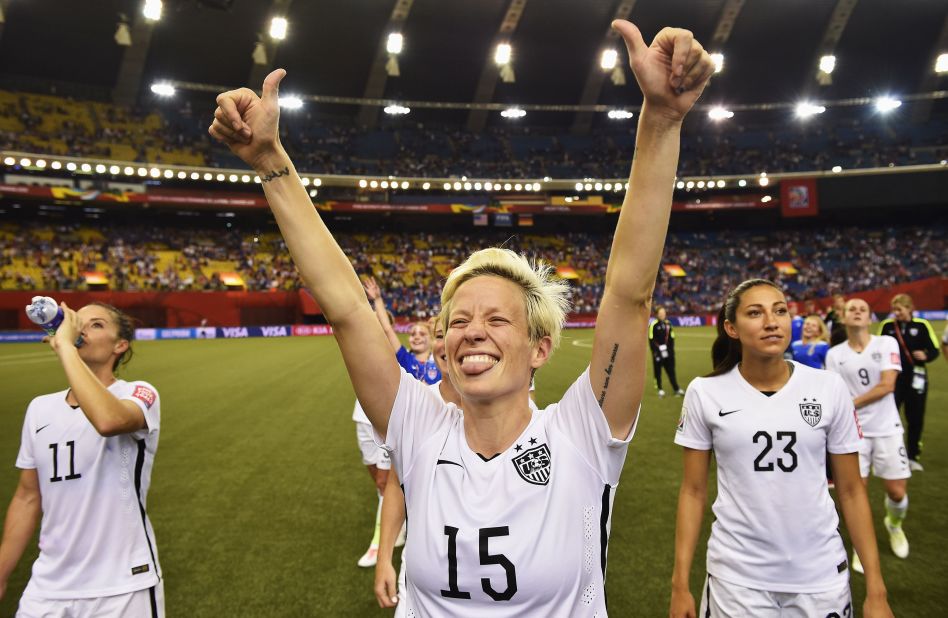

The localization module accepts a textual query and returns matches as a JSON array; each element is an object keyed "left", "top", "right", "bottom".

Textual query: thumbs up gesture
[
  {"left": 208, "top": 68, "right": 287, "bottom": 170},
  {"left": 613, "top": 21, "right": 715, "bottom": 122}
]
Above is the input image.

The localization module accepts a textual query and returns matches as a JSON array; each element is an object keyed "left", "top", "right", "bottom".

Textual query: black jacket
[{"left": 878, "top": 317, "right": 940, "bottom": 376}]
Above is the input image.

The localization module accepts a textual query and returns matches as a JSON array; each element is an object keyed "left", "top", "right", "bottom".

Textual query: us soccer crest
[
  {"left": 512, "top": 444, "right": 552, "bottom": 486},
  {"left": 799, "top": 400, "right": 823, "bottom": 427},
  {"left": 871, "top": 352, "right": 882, "bottom": 363}
]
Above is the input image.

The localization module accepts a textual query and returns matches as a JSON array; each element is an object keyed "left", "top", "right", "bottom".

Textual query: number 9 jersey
[
  {"left": 825, "top": 335, "right": 903, "bottom": 437},
  {"left": 674, "top": 362, "right": 862, "bottom": 593},
  {"left": 15, "top": 380, "right": 162, "bottom": 600}
]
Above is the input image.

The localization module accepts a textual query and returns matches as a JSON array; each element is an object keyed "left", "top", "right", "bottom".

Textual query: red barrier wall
[
  {"left": 803, "top": 277, "right": 946, "bottom": 313},
  {"left": 0, "top": 291, "right": 302, "bottom": 329}
]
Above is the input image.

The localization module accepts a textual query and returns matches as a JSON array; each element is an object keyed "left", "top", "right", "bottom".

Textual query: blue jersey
[
  {"left": 790, "top": 340, "right": 829, "bottom": 369},
  {"left": 790, "top": 316, "right": 805, "bottom": 344},
  {"left": 396, "top": 346, "right": 441, "bottom": 385}
]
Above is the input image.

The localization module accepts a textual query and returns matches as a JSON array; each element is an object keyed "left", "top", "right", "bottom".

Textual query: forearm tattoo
[
  {"left": 598, "top": 343, "right": 619, "bottom": 407},
  {"left": 260, "top": 167, "right": 290, "bottom": 183}
]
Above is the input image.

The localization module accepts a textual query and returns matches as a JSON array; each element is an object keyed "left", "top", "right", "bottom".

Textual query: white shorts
[
  {"left": 859, "top": 434, "right": 911, "bottom": 480},
  {"left": 18, "top": 581, "right": 164, "bottom": 618},
  {"left": 699, "top": 574, "right": 851, "bottom": 617},
  {"left": 356, "top": 421, "right": 391, "bottom": 470}
]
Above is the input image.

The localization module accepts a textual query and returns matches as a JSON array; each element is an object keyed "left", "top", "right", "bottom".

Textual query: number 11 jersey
[
  {"left": 380, "top": 368, "right": 632, "bottom": 617},
  {"left": 15, "top": 380, "right": 162, "bottom": 600}
]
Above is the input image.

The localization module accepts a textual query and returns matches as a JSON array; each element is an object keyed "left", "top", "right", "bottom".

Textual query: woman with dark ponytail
[{"left": 669, "top": 279, "right": 892, "bottom": 618}]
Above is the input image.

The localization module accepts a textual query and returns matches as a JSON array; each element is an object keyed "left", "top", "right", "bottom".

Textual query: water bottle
[
  {"left": 25, "top": 296, "right": 83, "bottom": 346},
  {"left": 25, "top": 296, "right": 63, "bottom": 335}
]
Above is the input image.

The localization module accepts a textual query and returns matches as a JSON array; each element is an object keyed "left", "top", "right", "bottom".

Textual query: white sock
[{"left": 885, "top": 495, "right": 908, "bottom": 526}]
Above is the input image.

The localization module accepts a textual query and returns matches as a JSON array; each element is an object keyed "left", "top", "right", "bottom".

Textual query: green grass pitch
[{"left": 1, "top": 325, "right": 946, "bottom": 616}]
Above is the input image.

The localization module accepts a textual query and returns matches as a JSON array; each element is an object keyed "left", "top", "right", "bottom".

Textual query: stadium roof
[{"left": 1, "top": 0, "right": 946, "bottom": 127}]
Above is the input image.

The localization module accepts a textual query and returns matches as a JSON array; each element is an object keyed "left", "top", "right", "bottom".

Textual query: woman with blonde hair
[
  {"left": 210, "top": 20, "right": 715, "bottom": 615},
  {"left": 790, "top": 314, "right": 831, "bottom": 369}
]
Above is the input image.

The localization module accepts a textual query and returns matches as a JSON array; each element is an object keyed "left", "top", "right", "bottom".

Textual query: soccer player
[
  {"left": 649, "top": 305, "right": 683, "bottom": 397},
  {"left": 790, "top": 314, "right": 831, "bottom": 369},
  {"left": 355, "top": 278, "right": 439, "bottom": 567},
  {"left": 672, "top": 280, "right": 891, "bottom": 618},
  {"left": 878, "top": 293, "right": 940, "bottom": 470},
  {"left": 210, "top": 20, "right": 714, "bottom": 614},
  {"left": 826, "top": 298, "right": 910, "bottom": 573},
  {"left": 0, "top": 303, "right": 163, "bottom": 617},
  {"left": 374, "top": 318, "right": 538, "bottom": 613}
]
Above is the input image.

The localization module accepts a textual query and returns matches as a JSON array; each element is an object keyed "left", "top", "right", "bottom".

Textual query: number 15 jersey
[
  {"left": 379, "top": 368, "right": 633, "bottom": 617},
  {"left": 674, "top": 362, "right": 862, "bottom": 593}
]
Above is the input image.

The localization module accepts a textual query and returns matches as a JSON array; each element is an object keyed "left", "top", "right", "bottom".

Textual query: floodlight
[
  {"left": 875, "top": 96, "right": 901, "bottom": 113},
  {"left": 143, "top": 0, "right": 162, "bottom": 21},
  {"left": 270, "top": 17, "right": 288, "bottom": 40},
  {"left": 495, "top": 43, "right": 512, "bottom": 65},
  {"left": 600, "top": 49, "right": 618, "bottom": 70},
  {"left": 386, "top": 33, "right": 403, "bottom": 54},
  {"left": 708, "top": 106, "right": 734, "bottom": 121}
]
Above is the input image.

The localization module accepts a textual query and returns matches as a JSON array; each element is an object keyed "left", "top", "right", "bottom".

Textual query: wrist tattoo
[{"left": 260, "top": 167, "right": 290, "bottom": 183}]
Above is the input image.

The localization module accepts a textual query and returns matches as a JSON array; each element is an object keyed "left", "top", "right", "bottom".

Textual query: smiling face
[
  {"left": 723, "top": 284, "right": 790, "bottom": 360},
  {"left": 76, "top": 304, "right": 128, "bottom": 370},
  {"left": 802, "top": 316, "right": 821, "bottom": 340},
  {"left": 444, "top": 275, "right": 550, "bottom": 404},
  {"left": 408, "top": 322, "right": 432, "bottom": 356}
]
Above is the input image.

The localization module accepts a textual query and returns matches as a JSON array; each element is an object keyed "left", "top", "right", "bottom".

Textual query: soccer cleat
[
  {"left": 395, "top": 523, "right": 407, "bottom": 548},
  {"left": 658, "top": 389, "right": 667, "bottom": 398},
  {"left": 851, "top": 551, "right": 864, "bottom": 574},
  {"left": 884, "top": 516, "right": 909, "bottom": 558},
  {"left": 908, "top": 459, "right": 924, "bottom": 472},
  {"left": 357, "top": 545, "right": 379, "bottom": 568},
  {"left": 675, "top": 389, "right": 685, "bottom": 396}
]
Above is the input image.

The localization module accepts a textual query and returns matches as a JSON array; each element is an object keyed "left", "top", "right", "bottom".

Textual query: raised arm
[
  {"left": 209, "top": 70, "right": 399, "bottom": 435},
  {"left": 591, "top": 22, "right": 714, "bottom": 438},
  {"left": 51, "top": 305, "right": 145, "bottom": 437},
  {"left": 363, "top": 277, "right": 402, "bottom": 353}
]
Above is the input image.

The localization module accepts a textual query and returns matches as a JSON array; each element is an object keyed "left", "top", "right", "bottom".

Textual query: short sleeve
[
  {"left": 123, "top": 381, "right": 160, "bottom": 439},
  {"left": 15, "top": 402, "right": 36, "bottom": 469},
  {"left": 395, "top": 346, "right": 416, "bottom": 376},
  {"left": 544, "top": 367, "right": 633, "bottom": 487},
  {"left": 881, "top": 336, "right": 902, "bottom": 373},
  {"left": 377, "top": 370, "right": 456, "bottom": 478},
  {"left": 674, "top": 382, "right": 712, "bottom": 450},
  {"left": 826, "top": 374, "right": 862, "bottom": 454},
  {"left": 825, "top": 347, "right": 840, "bottom": 374}
]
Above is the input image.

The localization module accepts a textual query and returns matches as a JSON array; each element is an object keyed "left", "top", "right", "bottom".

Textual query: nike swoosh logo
[
  {"left": 718, "top": 410, "right": 741, "bottom": 417},
  {"left": 436, "top": 459, "right": 463, "bottom": 467},
  {"left": 35, "top": 424, "right": 50, "bottom": 434}
]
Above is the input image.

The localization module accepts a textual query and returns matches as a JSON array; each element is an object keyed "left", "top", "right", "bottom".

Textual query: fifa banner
[
  {"left": 0, "top": 331, "right": 46, "bottom": 343},
  {"left": 780, "top": 178, "right": 819, "bottom": 218}
]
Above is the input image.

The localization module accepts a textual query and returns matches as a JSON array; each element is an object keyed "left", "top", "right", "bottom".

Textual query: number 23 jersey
[
  {"left": 674, "top": 362, "right": 862, "bottom": 593},
  {"left": 379, "top": 368, "right": 632, "bottom": 617},
  {"left": 15, "top": 380, "right": 161, "bottom": 599}
]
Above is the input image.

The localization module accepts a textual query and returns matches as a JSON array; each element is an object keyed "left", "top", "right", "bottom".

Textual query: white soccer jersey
[
  {"left": 378, "top": 368, "right": 632, "bottom": 617},
  {"left": 825, "top": 335, "right": 903, "bottom": 437},
  {"left": 15, "top": 380, "right": 162, "bottom": 599},
  {"left": 674, "top": 362, "right": 861, "bottom": 593}
]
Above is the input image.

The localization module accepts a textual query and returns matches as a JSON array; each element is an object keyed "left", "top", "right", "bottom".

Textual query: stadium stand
[{"left": 2, "top": 221, "right": 943, "bottom": 316}]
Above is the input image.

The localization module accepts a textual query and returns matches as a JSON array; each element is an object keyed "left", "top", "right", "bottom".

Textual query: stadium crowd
[
  {"left": 1, "top": 222, "right": 943, "bottom": 316},
  {"left": 2, "top": 89, "right": 946, "bottom": 179}
]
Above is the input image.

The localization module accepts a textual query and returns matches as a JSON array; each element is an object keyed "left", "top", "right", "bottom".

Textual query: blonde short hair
[
  {"left": 891, "top": 293, "right": 914, "bottom": 310},
  {"left": 440, "top": 247, "right": 571, "bottom": 350}
]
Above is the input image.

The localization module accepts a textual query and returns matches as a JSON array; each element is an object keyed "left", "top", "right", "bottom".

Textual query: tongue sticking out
[{"left": 460, "top": 354, "right": 498, "bottom": 375}]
